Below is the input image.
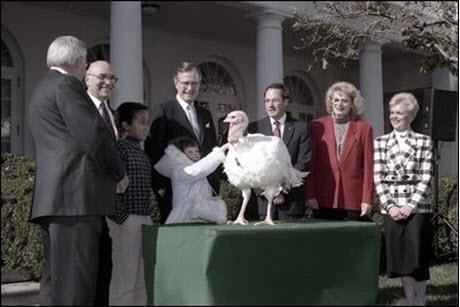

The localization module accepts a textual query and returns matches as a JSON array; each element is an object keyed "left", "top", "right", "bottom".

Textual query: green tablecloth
[{"left": 142, "top": 219, "right": 380, "bottom": 305}]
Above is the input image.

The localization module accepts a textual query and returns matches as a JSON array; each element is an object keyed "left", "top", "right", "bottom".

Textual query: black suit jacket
[
  {"left": 145, "top": 98, "right": 218, "bottom": 193},
  {"left": 28, "top": 70, "right": 125, "bottom": 223},
  {"left": 247, "top": 116, "right": 311, "bottom": 216}
]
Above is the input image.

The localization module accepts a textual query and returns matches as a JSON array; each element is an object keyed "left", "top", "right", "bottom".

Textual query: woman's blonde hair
[
  {"left": 325, "top": 81, "right": 365, "bottom": 117},
  {"left": 388, "top": 92, "right": 419, "bottom": 122}
]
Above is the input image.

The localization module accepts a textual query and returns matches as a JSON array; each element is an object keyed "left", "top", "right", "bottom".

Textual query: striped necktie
[
  {"left": 272, "top": 120, "right": 281, "bottom": 138},
  {"left": 186, "top": 104, "right": 201, "bottom": 140}
]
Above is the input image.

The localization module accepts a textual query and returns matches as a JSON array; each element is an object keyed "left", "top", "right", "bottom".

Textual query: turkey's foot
[
  {"left": 229, "top": 217, "right": 249, "bottom": 225},
  {"left": 255, "top": 219, "right": 276, "bottom": 226}
]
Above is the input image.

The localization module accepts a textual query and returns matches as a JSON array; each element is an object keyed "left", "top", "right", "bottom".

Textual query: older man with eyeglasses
[
  {"left": 85, "top": 60, "right": 121, "bottom": 306},
  {"left": 86, "top": 61, "right": 119, "bottom": 139}
]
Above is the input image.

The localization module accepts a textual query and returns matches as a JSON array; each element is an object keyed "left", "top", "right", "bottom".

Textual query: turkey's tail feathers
[{"left": 279, "top": 162, "right": 309, "bottom": 188}]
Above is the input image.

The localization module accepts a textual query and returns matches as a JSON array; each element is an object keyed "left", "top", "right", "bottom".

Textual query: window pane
[
  {"left": 1, "top": 78, "right": 12, "bottom": 100},
  {"left": 1, "top": 78, "right": 12, "bottom": 153},
  {"left": 199, "top": 62, "right": 237, "bottom": 99},
  {"left": 1, "top": 140, "right": 10, "bottom": 153},
  {"left": 284, "top": 76, "right": 314, "bottom": 106},
  {"left": 87, "top": 44, "right": 110, "bottom": 63},
  {"left": 1, "top": 39, "right": 13, "bottom": 67},
  {"left": 198, "top": 101, "right": 209, "bottom": 110}
]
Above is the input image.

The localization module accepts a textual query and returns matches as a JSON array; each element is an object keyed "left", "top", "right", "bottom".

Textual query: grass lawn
[{"left": 376, "top": 261, "right": 458, "bottom": 305}]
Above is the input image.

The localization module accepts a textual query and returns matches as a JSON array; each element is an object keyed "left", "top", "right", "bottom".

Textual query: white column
[
  {"left": 432, "top": 68, "right": 459, "bottom": 175},
  {"left": 110, "top": 1, "right": 143, "bottom": 109},
  {"left": 359, "top": 41, "right": 384, "bottom": 137},
  {"left": 432, "top": 68, "right": 458, "bottom": 91},
  {"left": 253, "top": 11, "right": 285, "bottom": 120}
]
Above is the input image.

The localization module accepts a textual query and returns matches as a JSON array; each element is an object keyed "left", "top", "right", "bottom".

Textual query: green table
[{"left": 142, "top": 220, "right": 380, "bottom": 305}]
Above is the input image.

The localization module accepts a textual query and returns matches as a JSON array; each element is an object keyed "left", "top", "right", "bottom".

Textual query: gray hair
[
  {"left": 46, "top": 36, "right": 87, "bottom": 68},
  {"left": 389, "top": 92, "right": 419, "bottom": 122},
  {"left": 174, "top": 62, "right": 202, "bottom": 80},
  {"left": 325, "top": 81, "right": 365, "bottom": 117}
]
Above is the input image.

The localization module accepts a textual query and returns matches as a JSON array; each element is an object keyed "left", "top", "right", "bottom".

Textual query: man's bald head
[{"left": 85, "top": 61, "right": 118, "bottom": 101}]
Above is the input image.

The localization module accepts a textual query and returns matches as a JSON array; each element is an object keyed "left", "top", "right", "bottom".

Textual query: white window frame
[
  {"left": 284, "top": 71, "right": 323, "bottom": 122},
  {"left": 1, "top": 27, "right": 24, "bottom": 154}
]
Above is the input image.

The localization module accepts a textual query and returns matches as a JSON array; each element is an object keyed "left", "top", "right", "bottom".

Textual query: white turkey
[{"left": 222, "top": 110, "right": 308, "bottom": 225}]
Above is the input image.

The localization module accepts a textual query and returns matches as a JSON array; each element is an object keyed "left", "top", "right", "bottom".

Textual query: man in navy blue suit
[
  {"left": 247, "top": 83, "right": 311, "bottom": 220},
  {"left": 144, "top": 62, "right": 218, "bottom": 224}
]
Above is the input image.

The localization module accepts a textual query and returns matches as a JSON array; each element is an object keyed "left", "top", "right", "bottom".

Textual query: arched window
[
  {"left": 198, "top": 61, "right": 241, "bottom": 138},
  {"left": 87, "top": 43, "right": 150, "bottom": 105},
  {"left": 284, "top": 75, "right": 318, "bottom": 123},
  {"left": 1, "top": 29, "right": 23, "bottom": 154}
]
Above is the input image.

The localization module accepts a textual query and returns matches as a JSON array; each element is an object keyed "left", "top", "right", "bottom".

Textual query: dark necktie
[
  {"left": 273, "top": 121, "right": 281, "bottom": 138},
  {"left": 99, "top": 102, "right": 111, "bottom": 126}
]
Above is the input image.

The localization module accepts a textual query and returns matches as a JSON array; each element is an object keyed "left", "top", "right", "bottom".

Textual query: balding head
[{"left": 85, "top": 61, "right": 118, "bottom": 101}]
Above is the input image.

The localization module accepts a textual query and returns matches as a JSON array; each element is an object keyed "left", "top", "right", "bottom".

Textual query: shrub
[
  {"left": 220, "top": 180, "right": 243, "bottom": 221},
  {"left": 1, "top": 153, "right": 161, "bottom": 281},
  {"left": 429, "top": 175, "right": 458, "bottom": 258},
  {"left": 150, "top": 191, "right": 161, "bottom": 225},
  {"left": 372, "top": 174, "right": 458, "bottom": 260},
  {"left": 1, "top": 154, "right": 43, "bottom": 281}
]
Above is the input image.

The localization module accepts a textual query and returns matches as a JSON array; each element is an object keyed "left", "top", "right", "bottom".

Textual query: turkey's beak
[{"left": 223, "top": 115, "right": 231, "bottom": 123}]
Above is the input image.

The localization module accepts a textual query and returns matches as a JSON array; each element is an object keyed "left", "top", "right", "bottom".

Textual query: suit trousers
[
  {"left": 95, "top": 217, "right": 112, "bottom": 306},
  {"left": 106, "top": 215, "right": 153, "bottom": 306},
  {"left": 39, "top": 216, "right": 102, "bottom": 306}
]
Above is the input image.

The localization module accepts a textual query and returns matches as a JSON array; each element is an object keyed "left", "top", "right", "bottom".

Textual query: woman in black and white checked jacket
[{"left": 374, "top": 92, "right": 433, "bottom": 306}]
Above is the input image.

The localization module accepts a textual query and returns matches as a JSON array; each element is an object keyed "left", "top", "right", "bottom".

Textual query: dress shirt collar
[
  {"left": 87, "top": 91, "right": 106, "bottom": 109},
  {"left": 269, "top": 113, "right": 287, "bottom": 126},
  {"left": 176, "top": 94, "right": 196, "bottom": 112},
  {"left": 50, "top": 67, "right": 68, "bottom": 75}
]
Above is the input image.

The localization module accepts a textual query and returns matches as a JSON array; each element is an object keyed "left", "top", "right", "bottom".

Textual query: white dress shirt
[
  {"left": 87, "top": 92, "right": 119, "bottom": 139},
  {"left": 50, "top": 66, "right": 68, "bottom": 75},
  {"left": 176, "top": 94, "right": 201, "bottom": 139},
  {"left": 269, "top": 113, "right": 287, "bottom": 138},
  {"left": 394, "top": 129, "right": 410, "bottom": 152}
]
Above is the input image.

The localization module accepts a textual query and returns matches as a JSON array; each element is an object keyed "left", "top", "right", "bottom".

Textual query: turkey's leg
[
  {"left": 255, "top": 194, "right": 275, "bottom": 226},
  {"left": 230, "top": 188, "right": 251, "bottom": 225}
]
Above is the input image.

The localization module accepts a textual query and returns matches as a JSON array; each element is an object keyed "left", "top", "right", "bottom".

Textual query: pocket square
[{"left": 205, "top": 123, "right": 211, "bottom": 128}]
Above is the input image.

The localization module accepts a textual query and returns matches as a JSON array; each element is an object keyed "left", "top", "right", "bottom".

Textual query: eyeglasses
[
  {"left": 177, "top": 81, "right": 199, "bottom": 87},
  {"left": 264, "top": 98, "right": 284, "bottom": 104},
  {"left": 87, "top": 73, "right": 119, "bottom": 83}
]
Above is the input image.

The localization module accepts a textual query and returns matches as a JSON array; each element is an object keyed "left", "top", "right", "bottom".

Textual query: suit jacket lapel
[
  {"left": 173, "top": 98, "right": 200, "bottom": 142},
  {"left": 386, "top": 131, "right": 406, "bottom": 176},
  {"left": 325, "top": 116, "right": 339, "bottom": 170},
  {"left": 339, "top": 120, "right": 358, "bottom": 165},
  {"left": 400, "top": 130, "right": 417, "bottom": 166},
  {"left": 195, "top": 105, "right": 206, "bottom": 144},
  {"left": 282, "top": 117, "right": 295, "bottom": 145},
  {"left": 261, "top": 117, "right": 272, "bottom": 135}
]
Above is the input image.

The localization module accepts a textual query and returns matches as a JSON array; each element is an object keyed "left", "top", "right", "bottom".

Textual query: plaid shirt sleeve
[
  {"left": 373, "top": 137, "right": 397, "bottom": 210},
  {"left": 407, "top": 136, "right": 433, "bottom": 208}
]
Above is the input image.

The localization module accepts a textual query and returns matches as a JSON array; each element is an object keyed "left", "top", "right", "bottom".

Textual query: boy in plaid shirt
[{"left": 107, "top": 102, "right": 152, "bottom": 305}]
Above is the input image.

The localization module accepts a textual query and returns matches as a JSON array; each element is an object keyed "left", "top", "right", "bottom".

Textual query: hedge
[
  {"left": 1, "top": 154, "right": 42, "bottom": 280},
  {"left": 1, "top": 153, "right": 161, "bottom": 281},
  {"left": 1, "top": 153, "right": 457, "bottom": 281}
]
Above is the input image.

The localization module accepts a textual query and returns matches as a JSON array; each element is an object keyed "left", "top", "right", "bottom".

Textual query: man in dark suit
[
  {"left": 85, "top": 60, "right": 120, "bottom": 306},
  {"left": 247, "top": 83, "right": 311, "bottom": 220},
  {"left": 28, "top": 36, "right": 128, "bottom": 305},
  {"left": 144, "top": 62, "right": 218, "bottom": 224}
]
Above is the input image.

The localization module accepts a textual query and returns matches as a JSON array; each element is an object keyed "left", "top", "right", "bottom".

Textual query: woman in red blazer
[{"left": 305, "top": 81, "right": 374, "bottom": 220}]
